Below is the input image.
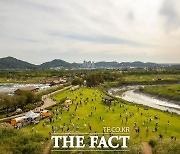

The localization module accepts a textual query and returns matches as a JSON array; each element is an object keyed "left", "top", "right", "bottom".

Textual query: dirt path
[
  {"left": 35, "top": 85, "right": 72, "bottom": 112},
  {"left": 142, "top": 142, "right": 152, "bottom": 154},
  {"left": 0, "top": 85, "right": 72, "bottom": 121},
  {"left": 44, "top": 140, "right": 52, "bottom": 154}
]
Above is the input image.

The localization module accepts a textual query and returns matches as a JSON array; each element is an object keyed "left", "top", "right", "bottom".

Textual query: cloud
[
  {"left": 0, "top": 0, "right": 180, "bottom": 63},
  {"left": 160, "top": 0, "right": 180, "bottom": 30},
  {"left": 127, "top": 11, "right": 134, "bottom": 20},
  {"left": 48, "top": 31, "right": 150, "bottom": 47}
]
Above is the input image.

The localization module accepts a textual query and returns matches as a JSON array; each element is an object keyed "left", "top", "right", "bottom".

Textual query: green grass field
[
  {"left": 141, "top": 84, "right": 180, "bottom": 101},
  {"left": 23, "top": 87, "right": 180, "bottom": 145},
  {"left": 123, "top": 74, "right": 180, "bottom": 83}
]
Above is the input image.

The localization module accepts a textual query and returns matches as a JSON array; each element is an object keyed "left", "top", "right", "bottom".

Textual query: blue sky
[{"left": 0, "top": 0, "right": 180, "bottom": 64}]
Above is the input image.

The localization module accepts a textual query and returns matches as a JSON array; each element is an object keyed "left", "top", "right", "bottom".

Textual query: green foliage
[
  {"left": 24, "top": 104, "right": 36, "bottom": 111},
  {"left": 72, "top": 77, "right": 83, "bottom": 85},
  {"left": 149, "top": 139, "right": 157, "bottom": 148},
  {"left": 0, "top": 126, "right": 45, "bottom": 154},
  {"left": 0, "top": 91, "right": 39, "bottom": 113},
  {"left": 152, "top": 140, "right": 180, "bottom": 154},
  {"left": 86, "top": 73, "right": 104, "bottom": 86},
  {"left": 141, "top": 84, "right": 180, "bottom": 101},
  {"left": 15, "top": 90, "right": 40, "bottom": 107}
]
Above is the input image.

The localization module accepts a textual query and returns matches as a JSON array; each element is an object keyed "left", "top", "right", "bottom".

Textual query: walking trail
[
  {"left": 44, "top": 140, "right": 53, "bottom": 154},
  {"left": 142, "top": 142, "right": 152, "bottom": 154}
]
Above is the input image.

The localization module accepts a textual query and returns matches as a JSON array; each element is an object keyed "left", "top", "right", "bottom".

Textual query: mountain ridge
[
  {"left": 0, "top": 56, "right": 36, "bottom": 69},
  {"left": 0, "top": 56, "right": 178, "bottom": 70}
]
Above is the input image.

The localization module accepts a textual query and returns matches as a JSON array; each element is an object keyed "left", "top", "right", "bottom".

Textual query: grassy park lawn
[
  {"left": 23, "top": 87, "right": 180, "bottom": 145},
  {"left": 141, "top": 84, "right": 180, "bottom": 101}
]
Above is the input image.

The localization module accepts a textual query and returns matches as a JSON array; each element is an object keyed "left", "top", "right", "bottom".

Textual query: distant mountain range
[
  {"left": 0, "top": 57, "right": 80, "bottom": 70},
  {"left": 0, "top": 56, "right": 179, "bottom": 70}
]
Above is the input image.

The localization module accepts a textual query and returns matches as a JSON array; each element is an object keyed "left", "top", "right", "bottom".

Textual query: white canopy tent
[
  {"left": 25, "top": 110, "right": 40, "bottom": 119},
  {"left": 14, "top": 116, "right": 26, "bottom": 122}
]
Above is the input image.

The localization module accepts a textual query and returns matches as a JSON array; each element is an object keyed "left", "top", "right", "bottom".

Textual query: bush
[
  {"left": 0, "top": 126, "right": 45, "bottom": 154},
  {"left": 72, "top": 77, "right": 83, "bottom": 85},
  {"left": 153, "top": 140, "right": 180, "bottom": 154},
  {"left": 149, "top": 139, "right": 157, "bottom": 148},
  {"left": 24, "top": 104, "right": 36, "bottom": 111}
]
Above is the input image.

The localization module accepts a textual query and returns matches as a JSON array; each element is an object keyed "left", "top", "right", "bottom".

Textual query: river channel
[
  {"left": 0, "top": 83, "right": 50, "bottom": 94},
  {"left": 108, "top": 85, "right": 180, "bottom": 115}
]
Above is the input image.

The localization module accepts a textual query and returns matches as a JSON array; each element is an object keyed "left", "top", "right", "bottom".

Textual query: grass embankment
[
  {"left": 23, "top": 87, "right": 180, "bottom": 152},
  {"left": 102, "top": 74, "right": 180, "bottom": 89},
  {"left": 36, "top": 83, "right": 71, "bottom": 97},
  {"left": 140, "top": 84, "right": 180, "bottom": 101},
  {"left": 123, "top": 74, "right": 180, "bottom": 84},
  {"left": 0, "top": 123, "right": 46, "bottom": 154}
]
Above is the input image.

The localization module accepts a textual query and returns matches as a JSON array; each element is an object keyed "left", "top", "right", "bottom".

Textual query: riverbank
[
  {"left": 135, "top": 89, "right": 180, "bottom": 106},
  {"left": 0, "top": 83, "right": 50, "bottom": 94},
  {"left": 108, "top": 85, "right": 180, "bottom": 115},
  {"left": 138, "top": 84, "right": 180, "bottom": 102}
]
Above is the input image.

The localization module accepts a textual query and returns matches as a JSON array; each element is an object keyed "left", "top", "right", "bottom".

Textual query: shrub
[
  {"left": 149, "top": 139, "right": 157, "bottom": 148},
  {"left": 24, "top": 104, "right": 36, "bottom": 111},
  {"left": 153, "top": 140, "right": 180, "bottom": 154},
  {"left": 0, "top": 126, "right": 45, "bottom": 154},
  {"left": 72, "top": 77, "right": 83, "bottom": 85}
]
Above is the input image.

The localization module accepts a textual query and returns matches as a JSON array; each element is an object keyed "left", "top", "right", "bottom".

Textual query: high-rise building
[{"left": 82, "top": 60, "right": 95, "bottom": 68}]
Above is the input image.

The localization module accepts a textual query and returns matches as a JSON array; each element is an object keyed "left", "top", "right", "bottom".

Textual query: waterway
[
  {"left": 108, "top": 85, "right": 180, "bottom": 115},
  {"left": 0, "top": 83, "right": 50, "bottom": 94}
]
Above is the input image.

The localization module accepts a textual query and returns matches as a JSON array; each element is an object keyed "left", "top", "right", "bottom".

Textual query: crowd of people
[{"left": 37, "top": 88, "right": 176, "bottom": 141}]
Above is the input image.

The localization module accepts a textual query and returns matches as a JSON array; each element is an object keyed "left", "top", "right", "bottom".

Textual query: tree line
[{"left": 0, "top": 90, "right": 41, "bottom": 114}]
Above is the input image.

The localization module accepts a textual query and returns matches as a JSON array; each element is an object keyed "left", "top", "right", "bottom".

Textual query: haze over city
[{"left": 0, "top": 0, "right": 180, "bottom": 64}]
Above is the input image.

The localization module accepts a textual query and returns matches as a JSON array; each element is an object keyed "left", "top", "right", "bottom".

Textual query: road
[{"left": 0, "top": 85, "right": 72, "bottom": 122}]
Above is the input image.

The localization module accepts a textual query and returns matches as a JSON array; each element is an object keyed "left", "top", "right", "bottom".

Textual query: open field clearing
[
  {"left": 23, "top": 87, "right": 180, "bottom": 143},
  {"left": 123, "top": 74, "right": 180, "bottom": 83}
]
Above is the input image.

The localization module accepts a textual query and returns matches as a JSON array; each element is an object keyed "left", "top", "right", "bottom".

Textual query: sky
[{"left": 0, "top": 0, "right": 180, "bottom": 64}]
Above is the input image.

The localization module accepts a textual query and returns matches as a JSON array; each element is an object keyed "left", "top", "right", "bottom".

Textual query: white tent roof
[
  {"left": 41, "top": 109, "right": 48, "bottom": 113},
  {"left": 15, "top": 116, "right": 26, "bottom": 122},
  {"left": 65, "top": 99, "right": 71, "bottom": 103},
  {"left": 25, "top": 110, "right": 40, "bottom": 119}
]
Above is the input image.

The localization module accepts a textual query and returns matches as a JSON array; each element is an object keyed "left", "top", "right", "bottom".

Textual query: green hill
[
  {"left": 0, "top": 57, "right": 36, "bottom": 69},
  {"left": 40, "top": 59, "right": 76, "bottom": 69}
]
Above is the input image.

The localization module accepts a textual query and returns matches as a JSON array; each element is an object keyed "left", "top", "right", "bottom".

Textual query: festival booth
[
  {"left": 11, "top": 116, "right": 26, "bottom": 126},
  {"left": 11, "top": 110, "right": 40, "bottom": 127},
  {"left": 102, "top": 96, "right": 114, "bottom": 106},
  {"left": 40, "top": 110, "right": 52, "bottom": 118},
  {"left": 64, "top": 99, "right": 72, "bottom": 107},
  {"left": 24, "top": 110, "right": 40, "bottom": 124}
]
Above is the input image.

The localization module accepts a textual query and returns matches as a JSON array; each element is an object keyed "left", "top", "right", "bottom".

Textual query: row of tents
[{"left": 11, "top": 110, "right": 51, "bottom": 128}]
